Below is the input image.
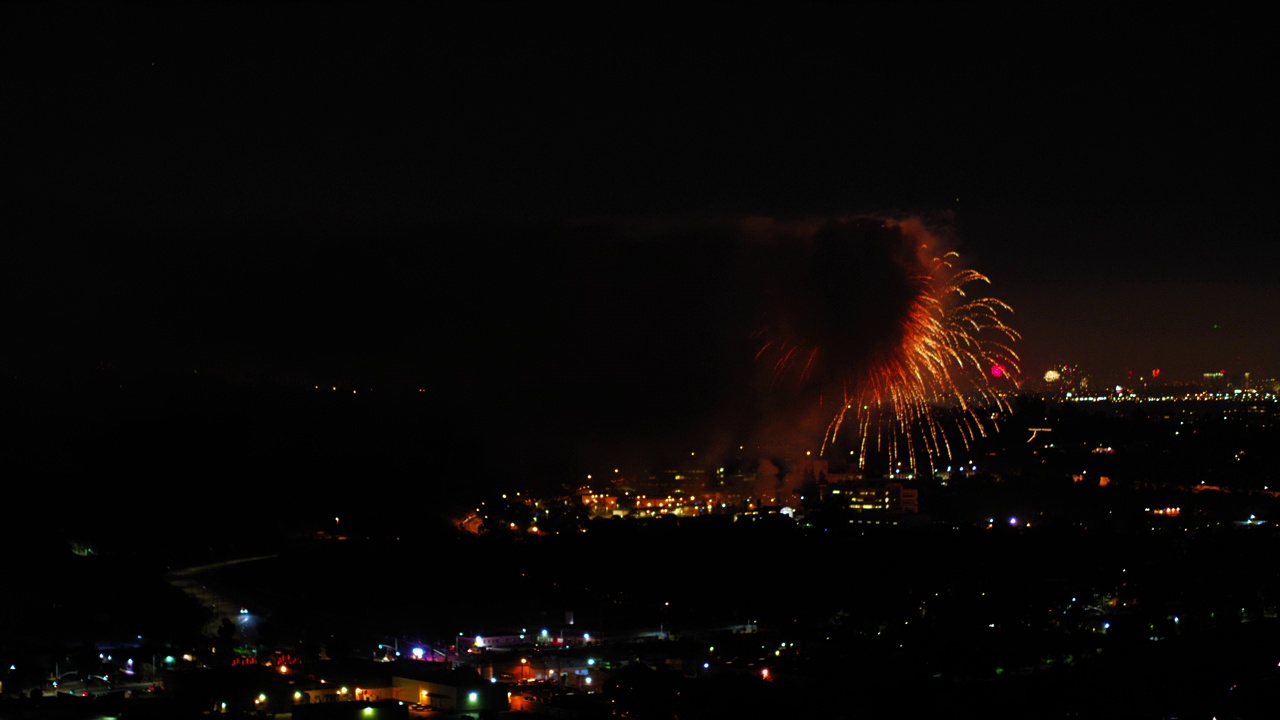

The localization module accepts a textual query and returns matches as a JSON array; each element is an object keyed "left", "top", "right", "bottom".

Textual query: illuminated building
[
  {"left": 390, "top": 664, "right": 507, "bottom": 713},
  {"left": 828, "top": 481, "right": 919, "bottom": 515}
]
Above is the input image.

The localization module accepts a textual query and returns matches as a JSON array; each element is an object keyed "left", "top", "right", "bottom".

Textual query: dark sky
[{"left": 4, "top": 1, "right": 1279, "bottom": 497}]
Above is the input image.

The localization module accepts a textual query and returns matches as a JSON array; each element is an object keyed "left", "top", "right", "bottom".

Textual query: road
[
  {"left": 167, "top": 554, "right": 279, "bottom": 643},
  {"left": 44, "top": 676, "right": 162, "bottom": 699}
]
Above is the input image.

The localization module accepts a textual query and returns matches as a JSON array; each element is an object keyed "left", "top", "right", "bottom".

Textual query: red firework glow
[{"left": 754, "top": 216, "right": 1020, "bottom": 476}]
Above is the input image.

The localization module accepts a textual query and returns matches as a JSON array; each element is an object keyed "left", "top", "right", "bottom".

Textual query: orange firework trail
[
  {"left": 824, "top": 249, "right": 1020, "bottom": 475},
  {"left": 750, "top": 215, "right": 1020, "bottom": 476}
]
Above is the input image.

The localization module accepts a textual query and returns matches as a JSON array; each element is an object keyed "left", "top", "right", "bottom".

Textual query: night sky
[{"left": 4, "top": 2, "right": 1279, "bottom": 507}]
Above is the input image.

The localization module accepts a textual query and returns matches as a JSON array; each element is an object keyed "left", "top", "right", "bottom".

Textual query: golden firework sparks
[
  {"left": 823, "top": 249, "right": 1020, "bottom": 474},
  {"left": 753, "top": 216, "right": 1020, "bottom": 476}
]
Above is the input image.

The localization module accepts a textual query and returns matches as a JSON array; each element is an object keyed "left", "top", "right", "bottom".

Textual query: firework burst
[
  {"left": 753, "top": 216, "right": 1020, "bottom": 476},
  {"left": 825, "top": 250, "right": 1020, "bottom": 474}
]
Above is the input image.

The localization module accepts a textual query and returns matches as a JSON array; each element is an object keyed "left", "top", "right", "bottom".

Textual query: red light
[{"left": 990, "top": 363, "right": 1005, "bottom": 378}]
